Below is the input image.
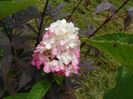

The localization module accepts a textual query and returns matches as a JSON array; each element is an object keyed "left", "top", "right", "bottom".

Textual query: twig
[
  {"left": 89, "top": 0, "right": 130, "bottom": 37},
  {"left": 67, "top": 0, "right": 82, "bottom": 21},
  {"left": 114, "top": 0, "right": 129, "bottom": 14},
  {"left": 36, "top": 0, "right": 49, "bottom": 47}
]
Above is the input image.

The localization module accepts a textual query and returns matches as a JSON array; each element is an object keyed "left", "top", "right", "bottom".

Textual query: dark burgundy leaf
[
  {"left": 82, "top": 46, "right": 91, "bottom": 62},
  {"left": 110, "top": 6, "right": 116, "bottom": 16},
  {"left": 0, "top": 31, "right": 12, "bottom": 89},
  {"left": 124, "top": 16, "right": 132, "bottom": 30},
  {"left": 95, "top": 1, "right": 115, "bottom": 15},
  {"left": 0, "top": 49, "right": 4, "bottom": 57},
  {"left": 45, "top": 4, "right": 53, "bottom": 16},
  {"left": 52, "top": 2, "right": 66, "bottom": 15},
  {"left": 90, "top": 46, "right": 101, "bottom": 57},
  {"left": 79, "top": 21, "right": 96, "bottom": 37},
  {"left": 19, "top": 24, "right": 36, "bottom": 35},
  {"left": 78, "top": 29, "right": 87, "bottom": 36},
  {"left": 1, "top": 16, "right": 13, "bottom": 28},
  {"left": 46, "top": 2, "right": 66, "bottom": 17},
  {"left": 87, "top": 24, "right": 96, "bottom": 36},
  {"left": 0, "top": 54, "right": 12, "bottom": 85},
  {"left": 45, "top": 2, "right": 67, "bottom": 20},
  {"left": 11, "top": 35, "right": 34, "bottom": 48},
  {"left": 18, "top": 68, "right": 33, "bottom": 90},
  {"left": 58, "top": 13, "right": 71, "bottom": 17},
  {"left": 12, "top": 7, "right": 40, "bottom": 28},
  {"left": 1, "top": 7, "right": 39, "bottom": 29},
  {"left": 0, "top": 75, "right": 4, "bottom": 88},
  {"left": 124, "top": 8, "right": 133, "bottom": 30},
  {"left": 0, "top": 90, "right": 6, "bottom": 99},
  {"left": 53, "top": 13, "right": 71, "bottom": 20},
  {"left": 26, "top": 24, "right": 38, "bottom": 34},
  {"left": 0, "top": 31, "right": 9, "bottom": 46},
  {"left": 21, "top": 51, "right": 33, "bottom": 58},
  {"left": 0, "top": 31, "right": 12, "bottom": 78},
  {"left": 80, "top": 61, "right": 96, "bottom": 71},
  {"left": 128, "top": 8, "right": 133, "bottom": 16}
]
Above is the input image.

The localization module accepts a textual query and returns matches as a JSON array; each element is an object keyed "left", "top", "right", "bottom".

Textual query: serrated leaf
[
  {"left": 27, "top": 80, "right": 51, "bottom": 99},
  {"left": 4, "top": 93, "right": 28, "bottom": 99},
  {"left": 0, "top": 0, "right": 36, "bottom": 20},
  {"left": 104, "top": 67, "right": 133, "bottom": 99},
  {"left": 82, "top": 33, "right": 133, "bottom": 71}
]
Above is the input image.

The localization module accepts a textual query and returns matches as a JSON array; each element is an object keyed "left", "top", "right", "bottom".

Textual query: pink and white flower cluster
[{"left": 32, "top": 19, "right": 80, "bottom": 77}]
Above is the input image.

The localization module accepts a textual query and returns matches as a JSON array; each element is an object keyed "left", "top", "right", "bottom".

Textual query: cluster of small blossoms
[{"left": 31, "top": 19, "right": 80, "bottom": 77}]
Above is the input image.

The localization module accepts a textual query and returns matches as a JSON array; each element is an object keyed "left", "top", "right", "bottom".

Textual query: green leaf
[
  {"left": 0, "top": 0, "right": 36, "bottom": 20},
  {"left": 27, "top": 80, "right": 51, "bottom": 99},
  {"left": 104, "top": 67, "right": 133, "bottom": 99},
  {"left": 82, "top": 33, "right": 133, "bottom": 71},
  {"left": 4, "top": 93, "right": 28, "bottom": 99}
]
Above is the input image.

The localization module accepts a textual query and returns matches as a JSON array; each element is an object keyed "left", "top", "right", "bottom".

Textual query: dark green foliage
[
  {"left": 82, "top": 33, "right": 133, "bottom": 71},
  {"left": 27, "top": 80, "right": 51, "bottom": 99},
  {"left": 0, "top": 0, "right": 36, "bottom": 19},
  {"left": 4, "top": 93, "right": 28, "bottom": 99},
  {"left": 104, "top": 67, "right": 133, "bottom": 99}
]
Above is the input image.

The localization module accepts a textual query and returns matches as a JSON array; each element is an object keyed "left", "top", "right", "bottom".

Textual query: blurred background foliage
[{"left": 36, "top": 0, "right": 133, "bottom": 33}]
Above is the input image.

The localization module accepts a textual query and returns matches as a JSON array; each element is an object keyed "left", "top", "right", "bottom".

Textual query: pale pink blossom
[{"left": 32, "top": 19, "right": 80, "bottom": 77}]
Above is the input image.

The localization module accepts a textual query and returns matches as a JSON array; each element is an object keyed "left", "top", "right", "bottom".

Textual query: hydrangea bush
[{"left": 0, "top": 0, "right": 133, "bottom": 99}]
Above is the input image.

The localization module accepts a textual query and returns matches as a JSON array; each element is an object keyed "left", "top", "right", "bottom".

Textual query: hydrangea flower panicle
[{"left": 32, "top": 19, "right": 80, "bottom": 77}]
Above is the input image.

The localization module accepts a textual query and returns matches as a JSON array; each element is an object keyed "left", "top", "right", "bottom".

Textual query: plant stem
[
  {"left": 67, "top": 0, "right": 82, "bottom": 21},
  {"left": 89, "top": 0, "right": 130, "bottom": 37},
  {"left": 36, "top": 0, "right": 49, "bottom": 47}
]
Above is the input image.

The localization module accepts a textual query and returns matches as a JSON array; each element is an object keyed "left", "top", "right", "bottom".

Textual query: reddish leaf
[
  {"left": 18, "top": 68, "right": 33, "bottom": 90},
  {"left": 11, "top": 35, "right": 34, "bottom": 48},
  {"left": 0, "top": 31, "right": 10, "bottom": 46},
  {"left": 128, "top": 8, "right": 133, "bottom": 17},
  {"left": 124, "top": 8, "right": 133, "bottom": 30},
  {"left": 0, "top": 54, "right": 12, "bottom": 86},
  {"left": 12, "top": 7, "right": 40, "bottom": 28},
  {"left": 87, "top": 24, "right": 96, "bottom": 36},
  {"left": 45, "top": 2, "right": 67, "bottom": 20},
  {"left": 95, "top": 1, "right": 115, "bottom": 15},
  {"left": 124, "top": 16, "right": 132, "bottom": 30}
]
